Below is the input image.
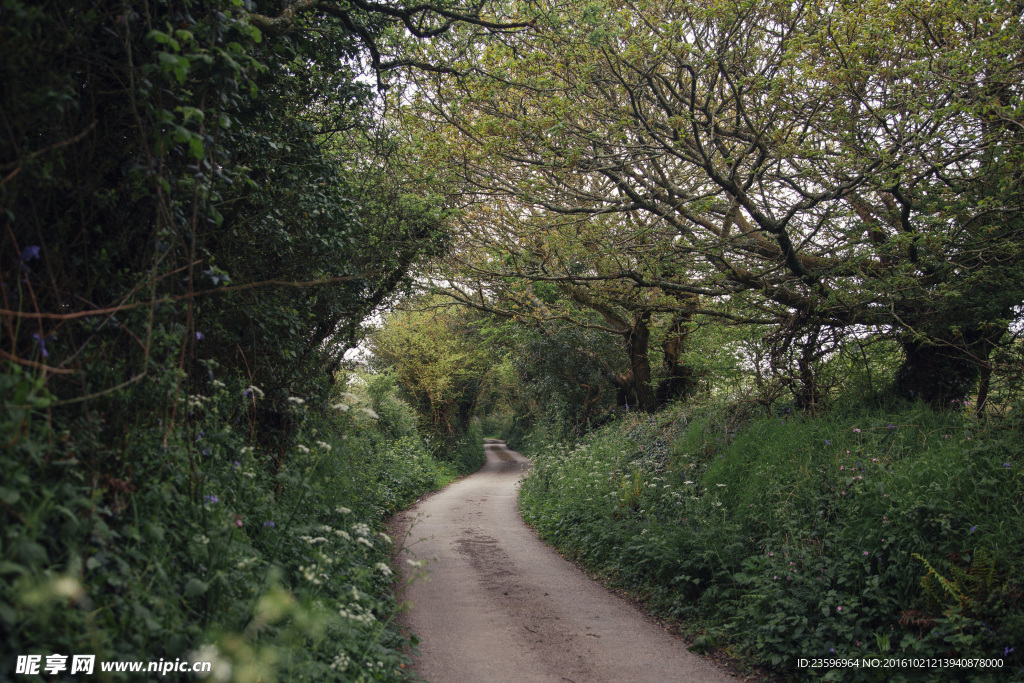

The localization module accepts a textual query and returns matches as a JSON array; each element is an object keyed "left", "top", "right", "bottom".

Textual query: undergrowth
[
  {"left": 1, "top": 370, "right": 477, "bottom": 682},
  {"left": 518, "top": 401, "right": 1024, "bottom": 681}
]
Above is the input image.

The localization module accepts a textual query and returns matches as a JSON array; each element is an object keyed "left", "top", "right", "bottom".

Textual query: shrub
[{"left": 519, "top": 401, "right": 1024, "bottom": 681}]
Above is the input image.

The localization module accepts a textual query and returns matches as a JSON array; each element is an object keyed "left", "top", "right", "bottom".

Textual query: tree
[
  {"left": 428, "top": 209, "right": 709, "bottom": 411},
  {"left": 403, "top": 0, "right": 1024, "bottom": 407},
  {"left": 368, "top": 297, "right": 496, "bottom": 439}
]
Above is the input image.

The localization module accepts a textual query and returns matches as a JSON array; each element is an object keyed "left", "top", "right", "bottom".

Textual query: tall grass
[{"left": 519, "top": 401, "right": 1023, "bottom": 681}]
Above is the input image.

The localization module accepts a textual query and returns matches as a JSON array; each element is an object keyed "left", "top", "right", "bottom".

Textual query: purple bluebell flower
[
  {"left": 20, "top": 245, "right": 40, "bottom": 262},
  {"left": 31, "top": 332, "right": 55, "bottom": 358},
  {"left": 204, "top": 495, "right": 219, "bottom": 504},
  {"left": 263, "top": 520, "right": 275, "bottom": 528}
]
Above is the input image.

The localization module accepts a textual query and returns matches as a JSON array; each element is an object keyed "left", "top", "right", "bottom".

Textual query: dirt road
[{"left": 394, "top": 439, "right": 735, "bottom": 683}]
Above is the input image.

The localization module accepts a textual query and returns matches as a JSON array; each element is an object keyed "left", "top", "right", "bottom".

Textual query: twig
[
  {"left": 0, "top": 120, "right": 98, "bottom": 171},
  {"left": 0, "top": 273, "right": 376, "bottom": 320}
]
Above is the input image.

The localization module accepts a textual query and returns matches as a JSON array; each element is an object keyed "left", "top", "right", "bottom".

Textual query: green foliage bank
[
  {"left": 518, "top": 402, "right": 1024, "bottom": 681},
  {"left": 0, "top": 0, "right": 503, "bottom": 679}
]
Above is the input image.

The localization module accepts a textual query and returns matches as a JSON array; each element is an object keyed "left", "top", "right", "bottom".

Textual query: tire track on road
[{"left": 395, "top": 439, "right": 735, "bottom": 683}]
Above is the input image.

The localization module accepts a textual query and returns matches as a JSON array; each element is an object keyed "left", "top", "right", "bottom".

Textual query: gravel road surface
[{"left": 394, "top": 439, "right": 736, "bottom": 682}]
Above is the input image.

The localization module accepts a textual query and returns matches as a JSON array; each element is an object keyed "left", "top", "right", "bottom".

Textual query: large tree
[{"left": 403, "top": 0, "right": 1024, "bottom": 407}]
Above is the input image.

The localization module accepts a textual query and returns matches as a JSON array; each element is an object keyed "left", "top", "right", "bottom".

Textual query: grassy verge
[
  {"left": 1, "top": 375, "right": 477, "bottom": 682},
  {"left": 518, "top": 402, "right": 1023, "bottom": 682}
]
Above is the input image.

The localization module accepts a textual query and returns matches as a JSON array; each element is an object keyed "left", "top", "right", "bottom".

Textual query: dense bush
[
  {"left": 519, "top": 401, "right": 1024, "bottom": 681},
  {"left": 0, "top": 0, "right": 486, "bottom": 678},
  {"left": 1, "top": 369, "right": 458, "bottom": 681}
]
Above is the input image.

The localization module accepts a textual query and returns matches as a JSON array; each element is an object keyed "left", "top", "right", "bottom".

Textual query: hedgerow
[
  {"left": 1, "top": 369, "right": 464, "bottom": 681},
  {"left": 519, "top": 401, "right": 1024, "bottom": 681}
]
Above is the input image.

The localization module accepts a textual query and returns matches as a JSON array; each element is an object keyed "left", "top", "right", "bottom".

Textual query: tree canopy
[{"left": 403, "top": 0, "right": 1024, "bottom": 409}]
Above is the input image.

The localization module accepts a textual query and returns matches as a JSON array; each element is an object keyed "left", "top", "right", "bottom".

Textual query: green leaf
[
  {"left": 0, "top": 560, "right": 27, "bottom": 576},
  {"left": 184, "top": 577, "right": 208, "bottom": 598},
  {"left": 188, "top": 135, "right": 204, "bottom": 159}
]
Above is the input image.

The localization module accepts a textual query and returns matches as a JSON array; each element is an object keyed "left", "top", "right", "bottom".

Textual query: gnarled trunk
[
  {"left": 657, "top": 309, "right": 697, "bottom": 403},
  {"left": 614, "top": 312, "right": 659, "bottom": 412},
  {"left": 893, "top": 330, "right": 997, "bottom": 407}
]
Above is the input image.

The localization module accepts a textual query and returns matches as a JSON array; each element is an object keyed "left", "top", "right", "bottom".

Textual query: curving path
[{"left": 394, "top": 439, "right": 736, "bottom": 682}]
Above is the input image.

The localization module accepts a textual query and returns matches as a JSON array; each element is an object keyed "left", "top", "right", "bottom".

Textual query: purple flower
[
  {"left": 1004, "top": 463, "right": 1012, "bottom": 468},
  {"left": 233, "top": 460, "right": 241, "bottom": 468},
  {"left": 31, "top": 332, "right": 55, "bottom": 358},
  {"left": 20, "top": 245, "right": 41, "bottom": 262},
  {"left": 970, "top": 526, "right": 977, "bottom": 533},
  {"left": 824, "top": 439, "right": 831, "bottom": 445},
  {"left": 263, "top": 520, "right": 275, "bottom": 528},
  {"left": 196, "top": 331, "right": 204, "bottom": 340},
  {"left": 204, "top": 495, "right": 219, "bottom": 504},
  {"left": 1005, "top": 646, "right": 1014, "bottom": 656}
]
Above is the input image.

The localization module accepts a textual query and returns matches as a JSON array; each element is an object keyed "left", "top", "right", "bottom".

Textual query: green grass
[
  {"left": 1, "top": 374, "right": 470, "bottom": 682},
  {"left": 519, "top": 402, "right": 1024, "bottom": 681}
]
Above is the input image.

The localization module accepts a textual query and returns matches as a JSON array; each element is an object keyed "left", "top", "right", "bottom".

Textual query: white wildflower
[
  {"left": 296, "top": 444, "right": 310, "bottom": 453},
  {"left": 300, "top": 535, "right": 329, "bottom": 545},
  {"left": 375, "top": 562, "right": 393, "bottom": 577},
  {"left": 316, "top": 440, "right": 331, "bottom": 450},
  {"left": 335, "top": 506, "right": 351, "bottom": 515},
  {"left": 287, "top": 396, "right": 305, "bottom": 404},
  {"left": 190, "top": 645, "right": 231, "bottom": 683},
  {"left": 338, "top": 602, "right": 375, "bottom": 625},
  {"left": 332, "top": 403, "right": 351, "bottom": 412},
  {"left": 330, "top": 653, "right": 350, "bottom": 672}
]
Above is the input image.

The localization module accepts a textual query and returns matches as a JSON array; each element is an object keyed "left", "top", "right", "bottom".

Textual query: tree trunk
[
  {"left": 616, "top": 312, "right": 658, "bottom": 412},
  {"left": 657, "top": 309, "right": 697, "bottom": 403},
  {"left": 893, "top": 333, "right": 994, "bottom": 407}
]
